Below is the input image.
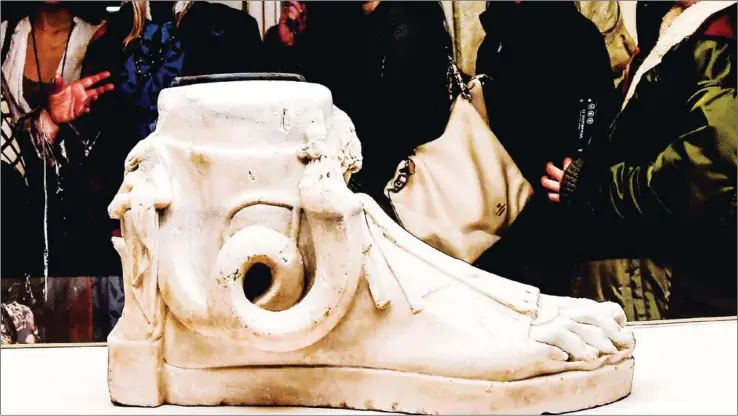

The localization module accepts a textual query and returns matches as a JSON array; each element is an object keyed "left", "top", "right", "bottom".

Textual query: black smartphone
[{"left": 576, "top": 98, "right": 597, "bottom": 154}]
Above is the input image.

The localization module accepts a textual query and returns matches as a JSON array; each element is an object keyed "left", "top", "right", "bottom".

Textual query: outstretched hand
[
  {"left": 47, "top": 71, "right": 114, "bottom": 124},
  {"left": 541, "top": 158, "right": 573, "bottom": 203},
  {"left": 278, "top": 1, "right": 308, "bottom": 46}
]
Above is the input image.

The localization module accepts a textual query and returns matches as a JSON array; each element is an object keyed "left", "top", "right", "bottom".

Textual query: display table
[{"left": 1, "top": 318, "right": 736, "bottom": 415}]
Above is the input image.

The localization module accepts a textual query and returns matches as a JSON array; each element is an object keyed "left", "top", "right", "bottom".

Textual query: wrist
[
  {"left": 560, "top": 158, "right": 588, "bottom": 205},
  {"left": 30, "top": 109, "right": 60, "bottom": 163},
  {"left": 36, "top": 109, "right": 60, "bottom": 140},
  {"left": 278, "top": 24, "right": 297, "bottom": 46},
  {"left": 560, "top": 158, "right": 607, "bottom": 218}
]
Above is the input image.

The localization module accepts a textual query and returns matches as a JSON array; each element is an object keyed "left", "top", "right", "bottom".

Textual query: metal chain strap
[
  {"left": 388, "top": 9, "right": 470, "bottom": 195},
  {"left": 446, "top": 53, "right": 471, "bottom": 102},
  {"left": 389, "top": 50, "right": 469, "bottom": 195}
]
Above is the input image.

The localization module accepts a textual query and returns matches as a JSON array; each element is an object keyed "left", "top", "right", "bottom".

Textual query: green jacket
[{"left": 561, "top": 7, "right": 737, "bottom": 320}]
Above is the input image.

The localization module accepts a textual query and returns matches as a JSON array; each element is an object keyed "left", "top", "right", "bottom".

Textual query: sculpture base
[
  {"left": 108, "top": 328, "right": 164, "bottom": 407},
  {"left": 159, "top": 358, "right": 634, "bottom": 415}
]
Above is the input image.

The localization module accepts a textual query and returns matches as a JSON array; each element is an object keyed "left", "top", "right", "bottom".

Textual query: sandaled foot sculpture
[{"left": 107, "top": 79, "right": 635, "bottom": 414}]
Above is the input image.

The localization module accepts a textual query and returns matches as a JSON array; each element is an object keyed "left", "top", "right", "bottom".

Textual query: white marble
[
  {"left": 105, "top": 80, "right": 634, "bottom": 414},
  {"left": 1, "top": 319, "right": 735, "bottom": 415}
]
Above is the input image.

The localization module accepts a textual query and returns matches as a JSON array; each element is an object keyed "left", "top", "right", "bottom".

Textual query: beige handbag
[
  {"left": 384, "top": 71, "right": 534, "bottom": 264},
  {"left": 467, "top": 76, "right": 489, "bottom": 126}
]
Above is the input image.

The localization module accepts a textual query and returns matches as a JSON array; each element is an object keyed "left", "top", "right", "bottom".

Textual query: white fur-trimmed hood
[{"left": 622, "top": 0, "right": 736, "bottom": 110}]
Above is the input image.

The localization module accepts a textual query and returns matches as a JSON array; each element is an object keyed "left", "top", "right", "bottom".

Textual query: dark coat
[
  {"left": 476, "top": 2, "right": 619, "bottom": 186},
  {"left": 264, "top": 2, "right": 453, "bottom": 202},
  {"left": 0, "top": 162, "right": 39, "bottom": 277},
  {"left": 472, "top": 2, "right": 619, "bottom": 294},
  {"left": 1, "top": 9, "right": 115, "bottom": 278}
]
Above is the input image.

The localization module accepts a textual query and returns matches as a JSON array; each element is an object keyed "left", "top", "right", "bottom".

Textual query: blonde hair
[{"left": 123, "top": 1, "right": 192, "bottom": 46}]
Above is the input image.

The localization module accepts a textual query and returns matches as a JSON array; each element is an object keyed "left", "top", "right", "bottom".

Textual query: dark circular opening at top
[
  {"left": 243, "top": 263, "right": 273, "bottom": 303},
  {"left": 170, "top": 73, "right": 306, "bottom": 88}
]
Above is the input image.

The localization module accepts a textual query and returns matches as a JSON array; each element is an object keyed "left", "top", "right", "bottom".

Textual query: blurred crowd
[{"left": 1, "top": 1, "right": 735, "bottom": 344}]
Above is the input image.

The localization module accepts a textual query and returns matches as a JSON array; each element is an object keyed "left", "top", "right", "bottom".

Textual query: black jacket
[
  {"left": 265, "top": 2, "right": 453, "bottom": 201},
  {"left": 0, "top": 162, "right": 40, "bottom": 277},
  {"left": 473, "top": 2, "right": 619, "bottom": 291},
  {"left": 476, "top": 2, "right": 619, "bottom": 186}
]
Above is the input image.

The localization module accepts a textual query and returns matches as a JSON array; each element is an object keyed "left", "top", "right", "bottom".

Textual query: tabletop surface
[{"left": 1, "top": 318, "right": 736, "bottom": 415}]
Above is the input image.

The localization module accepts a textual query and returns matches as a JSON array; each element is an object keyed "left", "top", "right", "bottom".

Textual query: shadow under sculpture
[{"left": 106, "top": 79, "right": 636, "bottom": 414}]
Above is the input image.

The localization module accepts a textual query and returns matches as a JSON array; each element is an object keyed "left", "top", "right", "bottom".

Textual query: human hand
[
  {"left": 26, "top": 108, "right": 62, "bottom": 166},
  {"left": 278, "top": 1, "right": 308, "bottom": 46},
  {"left": 541, "top": 158, "right": 573, "bottom": 203},
  {"left": 47, "top": 72, "right": 114, "bottom": 124}
]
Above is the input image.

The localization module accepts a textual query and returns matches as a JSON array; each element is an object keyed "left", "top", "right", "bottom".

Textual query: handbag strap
[
  {"left": 386, "top": 13, "right": 469, "bottom": 195},
  {"left": 437, "top": 7, "right": 470, "bottom": 102},
  {"left": 441, "top": 10, "right": 470, "bottom": 103},
  {"left": 446, "top": 53, "right": 471, "bottom": 102},
  {"left": 388, "top": 50, "right": 469, "bottom": 196}
]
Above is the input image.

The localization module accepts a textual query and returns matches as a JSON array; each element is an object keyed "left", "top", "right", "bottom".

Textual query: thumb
[{"left": 51, "top": 74, "right": 64, "bottom": 94}]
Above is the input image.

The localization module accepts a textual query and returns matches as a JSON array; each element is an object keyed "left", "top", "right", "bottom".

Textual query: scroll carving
[{"left": 107, "top": 80, "right": 636, "bottom": 414}]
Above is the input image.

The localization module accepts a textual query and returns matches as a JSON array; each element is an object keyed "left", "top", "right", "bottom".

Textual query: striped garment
[{"left": 1, "top": 82, "right": 26, "bottom": 183}]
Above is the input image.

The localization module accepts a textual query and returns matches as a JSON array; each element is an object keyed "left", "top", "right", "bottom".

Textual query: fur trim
[
  {"left": 622, "top": 1, "right": 736, "bottom": 110},
  {"left": 660, "top": 5, "right": 686, "bottom": 36}
]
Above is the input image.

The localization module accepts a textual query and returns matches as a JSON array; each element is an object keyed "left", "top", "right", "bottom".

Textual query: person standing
[
  {"left": 542, "top": 1, "right": 737, "bottom": 319},
  {"left": 77, "top": 1, "right": 265, "bottom": 339},
  {"left": 1, "top": 1, "right": 115, "bottom": 278},
  {"left": 264, "top": 1, "right": 454, "bottom": 204},
  {"left": 472, "top": 1, "right": 620, "bottom": 294},
  {"left": 78, "top": 0, "right": 266, "bottom": 272}
]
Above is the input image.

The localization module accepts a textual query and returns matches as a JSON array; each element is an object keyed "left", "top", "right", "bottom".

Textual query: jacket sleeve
[{"left": 561, "top": 40, "right": 737, "bottom": 225}]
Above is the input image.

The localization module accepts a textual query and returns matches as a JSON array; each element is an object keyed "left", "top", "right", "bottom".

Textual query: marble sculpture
[{"left": 107, "top": 79, "right": 636, "bottom": 414}]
